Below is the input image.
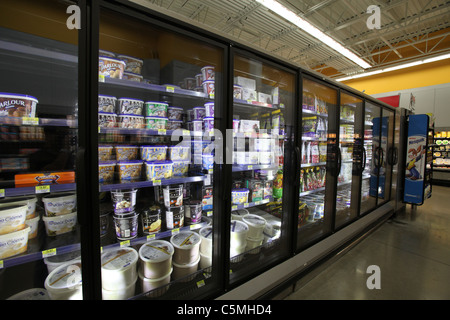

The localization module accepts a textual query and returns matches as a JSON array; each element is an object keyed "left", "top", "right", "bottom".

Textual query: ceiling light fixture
[
  {"left": 255, "top": 0, "right": 371, "bottom": 69},
  {"left": 335, "top": 52, "right": 450, "bottom": 81}
]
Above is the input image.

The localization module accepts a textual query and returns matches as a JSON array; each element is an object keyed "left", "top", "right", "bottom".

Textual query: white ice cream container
[
  {"left": 172, "top": 256, "right": 200, "bottom": 282},
  {"left": 26, "top": 214, "right": 40, "bottom": 239},
  {"left": 0, "top": 196, "right": 37, "bottom": 219},
  {"left": 242, "top": 214, "right": 266, "bottom": 239},
  {"left": 0, "top": 204, "right": 27, "bottom": 235},
  {"left": 138, "top": 240, "right": 174, "bottom": 279},
  {"left": 44, "top": 250, "right": 81, "bottom": 274},
  {"left": 245, "top": 235, "right": 264, "bottom": 254},
  {"left": 44, "top": 260, "right": 83, "bottom": 300},
  {"left": 199, "top": 251, "right": 212, "bottom": 269},
  {"left": 139, "top": 267, "right": 172, "bottom": 297},
  {"left": 199, "top": 226, "right": 213, "bottom": 256},
  {"left": 230, "top": 220, "right": 248, "bottom": 248},
  {"left": 42, "top": 192, "right": 76, "bottom": 217},
  {"left": 0, "top": 226, "right": 30, "bottom": 259},
  {"left": 42, "top": 211, "right": 77, "bottom": 236},
  {"left": 101, "top": 247, "right": 138, "bottom": 291},
  {"left": 102, "top": 276, "right": 137, "bottom": 300},
  {"left": 170, "top": 231, "right": 201, "bottom": 265}
]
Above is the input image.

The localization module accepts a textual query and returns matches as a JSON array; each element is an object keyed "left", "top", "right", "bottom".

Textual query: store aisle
[{"left": 284, "top": 186, "right": 450, "bottom": 300}]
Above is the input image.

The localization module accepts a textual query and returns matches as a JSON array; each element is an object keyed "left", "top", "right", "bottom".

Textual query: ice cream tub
[
  {"left": 117, "top": 160, "right": 142, "bottom": 180},
  {"left": 165, "top": 206, "right": 184, "bottom": 230},
  {"left": 98, "top": 95, "right": 116, "bottom": 113},
  {"left": 168, "top": 145, "right": 190, "bottom": 161},
  {"left": 170, "top": 231, "right": 201, "bottom": 265},
  {"left": 231, "top": 208, "right": 248, "bottom": 221},
  {"left": 102, "top": 277, "right": 136, "bottom": 300},
  {"left": 0, "top": 93, "right": 38, "bottom": 118},
  {"left": 231, "top": 188, "right": 249, "bottom": 205},
  {"left": 167, "top": 106, "right": 184, "bottom": 121},
  {"left": 145, "top": 101, "right": 168, "bottom": 117},
  {"left": 0, "top": 226, "right": 30, "bottom": 259},
  {"left": 99, "top": 56, "right": 125, "bottom": 79},
  {"left": 163, "top": 185, "right": 183, "bottom": 207},
  {"left": 245, "top": 235, "right": 264, "bottom": 254},
  {"left": 117, "top": 54, "right": 143, "bottom": 74},
  {"left": 145, "top": 116, "right": 168, "bottom": 130},
  {"left": 139, "top": 268, "right": 171, "bottom": 297},
  {"left": 172, "top": 256, "right": 200, "bottom": 282},
  {"left": 184, "top": 200, "right": 202, "bottom": 225},
  {"left": 172, "top": 160, "right": 189, "bottom": 176},
  {"left": 99, "top": 160, "right": 115, "bottom": 182},
  {"left": 199, "top": 251, "right": 212, "bottom": 269},
  {"left": 192, "top": 120, "right": 203, "bottom": 132},
  {"left": 0, "top": 195, "right": 37, "bottom": 219},
  {"left": 123, "top": 71, "right": 143, "bottom": 82},
  {"left": 117, "top": 113, "right": 144, "bottom": 129},
  {"left": 26, "top": 214, "right": 40, "bottom": 239},
  {"left": 199, "top": 226, "right": 212, "bottom": 256},
  {"left": 167, "top": 120, "right": 183, "bottom": 130},
  {"left": 230, "top": 242, "right": 246, "bottom": 262},
  {"left": 203, "top": 117, "right": 214, "bottom": 131},
  {"left": 242, "top": 214, "right": 266, "bottom": 239},
  {"left": 99, "top": 49, "right": 115, "bottom": 58},
  {"left": 184, "top": 77, "right": 196, "bottom": 90},
  {"left": 139, "top": 240, "right": 174, "bottom": 279},
  {"left": 7, "top": 288, "right": 50, "bottom": 300},
  {"left": 141, "top": 206, "right": 162, "bottom": 234},
  {"left": 202, "top": 154, "right": 214, "bottom": 171},
  {"left": 233, "top": 85, "right": 243, "bottom": 100},
  {"left": 145, "top": 160, "right": 173, "bottom": 180},
  {"left": 195, "top": 73, "right": 203, "bottom": 87},
  {"left": 111, "top": 189, "right": 137, "bottom": 214},
  {"left": 42, "top": 193, "right": 76, "bottom": 217},
  {"left": 113, "top": 212, "right": 138, "bottom": 240},
  {"left": 230, "top": 220, "right": 249, "bottom": 248},
  {"left": 201, "top": 66, "right": 215, "bottom": 81},
  {"left": 114, "top": 145, "right": 138, "bottom": 161},
  {"left": 204, "top": 102, "right": 214, "bottom": 117},
  {"left": 98, "top": 145, "right": 113, "bottom": 161},
  {"left": 98, "top": 112, "right": 116, "bottom": 128},
  {"left": 193, "top": 106, "right": 205, "bottom": 120},
  {"left": 187, "top": 109, "right": 194, "bottom": 122},
  {"left": 118, "top": 98, "right": 144, "bottom": 115},
  {"left": 44, "top": 250, "right": 81, "bottom": 274},
  {"left": 202, "top": 80, "right": 215, "bottom": 97},
  {"left": 42, "top": 211, "right": 77, "bottom": 236},
  {"left": 44, "top": 260, "right": 82, "bottom": 300},
  {"left": 140, "top": 145, "right": 167, "bottom": 161},
  {"left": 233, "top": 119, "right": 240, "bottom": 133},
  {"left": 101, "top": 247, "right": 138, "bottom": 290}
]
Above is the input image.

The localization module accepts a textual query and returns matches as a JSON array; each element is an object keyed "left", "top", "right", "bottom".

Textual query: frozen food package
[{"left": 302, "top": 116, "right": 318, "bottom": 137}]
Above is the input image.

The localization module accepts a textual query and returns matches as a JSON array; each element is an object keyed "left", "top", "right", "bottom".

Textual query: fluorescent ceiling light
[
  {"left": 255, "top": 0, "right": 371, "bottom": 69},
  {"left": 335, "top": 52, "right": 450, "bottom": 81}
]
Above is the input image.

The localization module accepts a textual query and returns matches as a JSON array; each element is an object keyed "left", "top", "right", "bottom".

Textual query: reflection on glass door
[
  {"left": 378, "top": 108, "right": 394, "bottom": 205},
  {"left": 361, "top": 102, "right": 381, "bottom": 214},
  {"left": 97, "top": 7, "right": 224, "bottom": 299},
  {"left": 297, "top": 78, "right": 337, "bottom": 250},
  {"left": 0, "top": 0, "right": 80, "bottom": 300},
  {"left": 335, "top": 93, "right": 363, "bottom": 229},
  {"left": 229, "top": 52, "right": 294, "bottom": 284}
]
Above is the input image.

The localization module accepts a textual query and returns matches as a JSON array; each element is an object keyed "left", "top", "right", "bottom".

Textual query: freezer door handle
[
  {"left": 294, "top": 146, "right": 301, "bottom": 186},
  {"left": 362, "top": 146, "right": 367, "bottom": 174},
  {"left": 337, "top": 147, "right": 342, "bottom": 177},
  {"left": 75, "top": 147, "right": 86, "bottom": 226}
]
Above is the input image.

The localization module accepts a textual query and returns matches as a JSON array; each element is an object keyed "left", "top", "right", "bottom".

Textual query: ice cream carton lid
[
  {"left": 168, "top": 106, "right": 183, "bottom": 110},
  {"left": 117, "top": 54, "right": 143, "bottom": 62},
  {"left": 141, "top": 145, "right": 168, "bottom": 149},
  {"left": 118, "top": 97, "right": 144, "bottom": 102},
  {"left": 0, "top": 93, "right": 39, "bottom": 103},
  {"left": 99, "top": 160, "right": 116, "bottom": 166},
  {"left": 45, "top": 260, "right": 82, "bottom": 291},
  {"left": 170, "top": 231, "right": 201, "bottom": 249},
  {"left": 203, "top": 117, "right": 214, "bottom": 120},
  {"left": 145, "top": 101, "right": 169, "bottom": 105},
  {"left": 101, "top": 247, "right": 138, "bottom": 272},
  {"left": 145, "top": 116, "right": 168, "bottom": 120},
  {"left": 98, "top": 111, "right": 117, "bottom": 116},
  {"left": 193, "top": 106, "right": 205, "bottom": 110},
  {"left": 98, "top": 94, "right": 116, "bottom": 99},
  {"left": 232, "top": 188, "right": 249, "bottom": 193},
  {"left": 230, "top": 220, "right": 249, "bottom": 233},
  {"left": 139, "top": 240, "right": 174, "bottom": 263},
  {"left": 145, "top": 160, "right": 173, "bottom": 165},
  {"left": 202, "top": 80, "right": 215, "bottom": 84},
  {"left": 118, "top": 114, "right": 144, "bottom": 118},
  {"left": 243, "top": 214, "right": 266, "bottom": 227},
  {"left": 117, "top": 160, "right": 143, "bottom": 165},
  {"left": 99, "top": 56, "right": 126, "bottom": 65},
  {"left": 114, "top": 145, "right": 138, "bottom": 148},
  {"left": 124, "top": 71, "right": 143, "bottom": 77},
  {"left": 199, "top": 226, "right": 213, "bottom": 240}
]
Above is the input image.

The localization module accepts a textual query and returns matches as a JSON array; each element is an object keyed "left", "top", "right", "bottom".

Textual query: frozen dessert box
[
  {"left": 98, "top": 145, "right": 113, "bottom": 161},
  {"left": 0, "top": 196, "right": 37, "bottom": 219},
  {"left": 145, "top": 102, "right": 168, "bottom": 117},
  {"left": 231, "top": 188, "right": 249, "bottom": 205},
  {"left": 117, "top": 54, "right": 143, "bottom": 74},
  {"left": 172, "top": 160, "right": 189, "bottom": 176},
  {"left": 42, "top": 211, "right": 77, "bottom": 236},
  {"left": 0, "top": 226, "right": 30, "bottom": 259},
  {"left": 201, "top": 66, "right": 215, "bottom": 81},
  {"left": 0, "top": 93, "right": 38, "bottom": 118},
  {"left": 118, "top": 98, "right": 144, "bottom": 115},
  {"left": 117, "top": 160, "right": 143, "bottom": 180},
  {"left": 99, "top": 161, "right": 115, "bottom": 182},
  {"left": 168, "top": 146, "right": 190, "bottom": 161},
  {"left": 204, "top": 102, "right": 214, "bottom": 117},
  {"left": 145, "top": 161, "right": 173, "bottom": 180},
  {"left": 99, "top": 56, "right": 125, "bottom": 79},
  {"left": 98, "top": 95, "right": 116, "bottom": 113},
  {"left": 44, "top": 261, "right": 82, "bottom": 300},
  {"left": 117, "top": 114, "right": 144, "bottom": 129},
  {"left": 0, "top": 204, "right": 27, "bottom": 235},
  {"left": 101, "top": 247, "right": 138, "bottom": 291},
  {"left": 123, "top": 72, "right": 143, "bottom": 82},
  {"left": 114, "top": 145, "right": 138, "bottom": 161},
  {"left": 98, "top": 112, "right": 116, "bottom": 128},
  {"left": 111, "top": 189, "right": 137, "bottom": 214},
  {"left": 42, "top": 193, "right": 76, "bottom": 217},
  {"left": 170, "top": 231, "right": 201, "bottom": 265},
  {"left": 139, "top": 240, "right": 174, "bottom": 279},
  {"left": 145, "top": 116, "right": 167, "bottom": 130},
  {"left": 140, "top": 145, "right": 167, "bottom": 161},
  {"left": 167, "top": 106, "right": 183, "bottom": 121}
]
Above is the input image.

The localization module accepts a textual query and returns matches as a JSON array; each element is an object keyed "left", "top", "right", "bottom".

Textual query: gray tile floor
[{"left": 284, "top": 185, "right": 450, "bottom": 300}]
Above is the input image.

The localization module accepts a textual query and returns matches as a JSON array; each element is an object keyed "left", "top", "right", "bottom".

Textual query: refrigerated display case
[
  {"left": 0, "top": 0, "right": 81, "bottom": 300},
  {"left": 228, "top": 51, "right": 295, "bottom": 285},
  {"left": 297, "top": 76, "right": 338, "bottom": 250},
  {"left": 95, "top": 4, "right": 226, "bottom": 299}
]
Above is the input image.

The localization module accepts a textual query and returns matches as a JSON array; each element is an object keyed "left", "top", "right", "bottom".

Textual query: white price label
[
  {"left": 166, "top": 86, "right": 175, "bottom": 93},
  {"left": 22, "top": 117, "right": 39, "bottom": 126},
  {"left": 171, "top": 228, "right": 180, "bottom": 235},
  {"left": 120, "top": 240, "right": 130, "bottom": 248},
  {"left": 42, "top": 248, "right": 57, "bottom": 258},
  {"left": 35, "top": 185, "right": 50, "bottom": 194}
]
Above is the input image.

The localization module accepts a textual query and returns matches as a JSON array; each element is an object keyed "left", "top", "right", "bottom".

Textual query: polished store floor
[{"left": 284, "top": 185, "right": 450, "bottom": 300}]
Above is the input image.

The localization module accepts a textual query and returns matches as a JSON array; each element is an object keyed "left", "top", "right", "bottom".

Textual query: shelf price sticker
[
  {"left": 190, "top": 224, "right": 201, "bottom": 230},
  {"left": 0, "top": 261, "right": 3, "bottom": 269},
  {"left": 166, "top": 86, "right": 175, "bottom": 93},
  {"left": 157, "top": 129, "right": 166, "bottom": 135},
  {"left": 196, "top": 279, "right": 205, "bottom": 288},
  {"left": 152, "top": 179, "right": 161, "bottom": 186},
  {"left": 231, "top": 205, "right": 238, "bottom": 211},
  {"left": 42, "top": 248, "right": 57, "bottom": 259},
  {"left": 99, "top": 74, "right": 105, "bottom": 82},
  {"left": 120, "top": 240, "right": 130, "bottom": 248},
  {"left": 35, "top": 185, "right": 50, "bottom": 194},
  {"left": 0, "top": 189, "right": 4, "bottom": 198},
  {"left": 171, "top": 228, "right": 180, "bottom": 235},
  {"left": 22, "top": 117, "right": 39, "bottom": 126},
  {"left": 146, "top": 234, "right": 156, "bottom": 241}
]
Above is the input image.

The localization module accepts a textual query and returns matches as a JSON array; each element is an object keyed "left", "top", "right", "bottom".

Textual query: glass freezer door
[
  {"left": 0, "top": 0, "right": 81, "bottom": 300},
  {"left": 377, "top": 108, "right": 395, "bottom": 205},
  {"left": 297, "top": 77, "right": 338, "bottom": 250},
  {"left": 361, "top": 102, "right": 381, "bottom": 215},
  {"left": 229, "top": 52, "right": 294, "bottom": 284},
  {"left": 335, "top": 92, "right": 363, "bottom": 229},
  {"left": 97, "top": 6, "right": 225, "bottom": 299}
]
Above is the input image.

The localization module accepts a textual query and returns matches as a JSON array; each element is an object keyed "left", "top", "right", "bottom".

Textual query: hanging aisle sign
[{"left": 404, "top": 114, "right": 429, "bottom": 204}]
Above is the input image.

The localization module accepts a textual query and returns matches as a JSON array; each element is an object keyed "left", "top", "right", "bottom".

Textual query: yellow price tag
[
  {"left": 153, "top": 179, "right": 161, "bottom": 186},
  {"left": 35, "top": 185, "right": 50, "bottom": 194},
  {"left": 244, "top": 203, "right": 249, "bottom": 208},
  {"left": 99, "top": 74, "right": 105, "bottom": 82},
  {"left": 0, "top": 189, "right": 4, "bottom": 198},
  {"left": 197, "top": 280, "right": 205, "bottom": 288},
  {"left": 42, "top": 248, "right": 57, "bottom": 258},
  {"left": 120, "top": 240, "right": 130, "bottom": 247},
  {"left": 248, "top": 165, "right": 253, "bottom": 170},
  {"left": 158, "top": 129, "right": 166, "bottom": 135},
  {"left": 166, "top": 86, "right": 175, "bottom": 93},
  {"left": 146, "top": 234, "right": 156, "bottom": 241},
  {"left": 232, "top": 205, "right": 237, "bottom": 211},
  {"left": 22, "top": 117, "right": 39, "bottom": 126},
  {"left": 190, "top": 224, "right": 200, "bottom": 230},
  {"left": 171, "top": 228, "right": 180, "bottom": 235}
]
